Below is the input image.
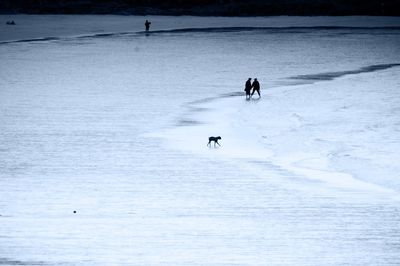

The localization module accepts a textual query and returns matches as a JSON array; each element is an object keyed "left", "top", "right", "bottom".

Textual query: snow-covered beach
[{"left": 1, "top": 15, "right": 400, "bottom": 265}]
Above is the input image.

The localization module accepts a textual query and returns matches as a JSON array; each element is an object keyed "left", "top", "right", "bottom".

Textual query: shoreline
[
  {"left": 1, "top": 15, "right": 400, "bottom": 42},
  {"left": 155, "top": 67, "right": 400, "bottom": 198},
  {"left": 1, "top": 15, "right": 400, "bottom": 264}
]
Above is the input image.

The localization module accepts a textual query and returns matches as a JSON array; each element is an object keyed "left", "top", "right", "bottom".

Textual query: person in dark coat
[
  {"left": 145, "top": 20, "right": 151, "bottom": 32},
  {"left": 251, "top": 78, "right": 261, "bottom": 98},
  {"left": 244, "top": 78, "right": 252, "bottom": 99}
]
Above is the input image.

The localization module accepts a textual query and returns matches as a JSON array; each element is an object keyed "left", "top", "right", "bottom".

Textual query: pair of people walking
[{"left": 245, "top": 78, "right": 261, "bottom": 99}]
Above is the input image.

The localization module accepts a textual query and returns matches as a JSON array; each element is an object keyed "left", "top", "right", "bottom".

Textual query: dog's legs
[{"left": 207, "top": 141, "right": 211, "bottom": 147}]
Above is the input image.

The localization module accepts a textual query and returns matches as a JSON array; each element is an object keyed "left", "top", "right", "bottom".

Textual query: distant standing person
[
  {"left": 244, "top": 78, "right": 252, "bottom": 99},
  {"left": 251, "top": 78, "right": 261, "bottom": 98},
  {"left": 145, "top": 20, "right": 151, "bottom": 32}
]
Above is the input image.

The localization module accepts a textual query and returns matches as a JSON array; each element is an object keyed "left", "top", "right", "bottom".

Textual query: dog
[{"left": 207, "top": 136, "right": 221, "bottom": 147}]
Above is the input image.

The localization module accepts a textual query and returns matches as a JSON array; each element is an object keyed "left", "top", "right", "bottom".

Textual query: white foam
[{"left": 157, "top": 68, "right": 400, "bottom": 197}]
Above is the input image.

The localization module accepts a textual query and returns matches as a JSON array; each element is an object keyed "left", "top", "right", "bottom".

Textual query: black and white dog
[{"left": 207, "top": 136, "right": 221, "bottom": 147}]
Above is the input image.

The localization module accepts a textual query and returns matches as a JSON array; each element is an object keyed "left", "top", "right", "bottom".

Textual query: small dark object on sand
[
  {"left": 73, "top": 211, "right": 76, "bottom": 213},
  {"left": 207, "top": 136, "right": 221, "bottom": 147}
]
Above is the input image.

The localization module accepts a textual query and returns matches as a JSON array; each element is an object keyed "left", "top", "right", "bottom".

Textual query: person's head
[
  {"left": 254, "top": 78, "right": 257, "bottom": 81},
  {"left": 248, "top": 78, "right": 251, "bottom": 80}
]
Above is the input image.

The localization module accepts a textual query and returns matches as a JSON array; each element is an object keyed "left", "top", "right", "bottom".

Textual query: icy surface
[{"left": 0, "top": 16, "right": 400, "bottom": 265}]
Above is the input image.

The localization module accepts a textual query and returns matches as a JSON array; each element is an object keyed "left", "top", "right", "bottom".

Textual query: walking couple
[{"left": 244, "top": 78, "right": 261, "bottom": 100}]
